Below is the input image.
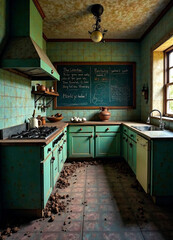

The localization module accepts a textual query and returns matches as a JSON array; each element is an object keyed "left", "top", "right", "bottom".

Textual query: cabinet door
[
  {"left": 128, "top": 138, "right": 136, "bottom": 174},
  {"left": 68, "top": 133, "right": 94, "bottom": 158},
  {"left": 122, "top": 133, "right": 128, "bottom": 161},
  {"left": 63, "top": 134, "right": 67, "bottom": 162},
  {"left": 41, "top": 154, "right": 53, "bottom": 208},
  {"left": 52, "top": 147, "right": 59, "bottom": 186},
  {"left": 59, "top": 145, "right": 64, "bottom": 171},
  {"left": 95, "top": 133, "right": 120, "bottom": 157}
]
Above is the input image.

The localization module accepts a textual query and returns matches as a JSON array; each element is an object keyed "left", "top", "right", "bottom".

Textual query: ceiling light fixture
[{"left": 88, "top": 4, "right": 107, "bottom": 43}]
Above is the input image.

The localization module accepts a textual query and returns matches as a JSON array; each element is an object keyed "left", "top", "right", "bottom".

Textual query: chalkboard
[{"left": 54, "top": 62, "right": 136, "bottom": 109}]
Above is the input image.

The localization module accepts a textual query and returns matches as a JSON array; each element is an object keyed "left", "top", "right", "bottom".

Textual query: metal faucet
[{"left": 146, "top": 109, "right": 165, "bottom": 130}]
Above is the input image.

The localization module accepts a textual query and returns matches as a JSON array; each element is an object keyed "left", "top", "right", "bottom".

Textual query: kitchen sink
[{"left": 131, "top": 125, "right": 162, "bottom": 131}]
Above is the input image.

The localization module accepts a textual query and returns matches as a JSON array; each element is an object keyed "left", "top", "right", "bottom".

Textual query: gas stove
[{"left": 9, "top": 126, "right": 58, "bottom": 139}]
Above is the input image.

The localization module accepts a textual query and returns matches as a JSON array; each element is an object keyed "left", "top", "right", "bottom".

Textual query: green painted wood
[
  {"left": 122, "top": 133, "right": 128, "bottom": 161},
  {"left": 59, "top": 146, "right": 64, "bottom": 171},
  {"left": 41, "top": 60, "right": 60, "bottom": 81},
  {"left": 95, "top": 125, "right": 120, "bottom": 133},
  {"left": 63, "top": 131, "right": 67, "bottom": 162},
  {"left": 122, "top": 125, "right": 129, "bottom": 135},
  {"left": 128, "top": 138, "right": 136, "bottom": 174},
  {"left": 69, "top": 126, "right": 94, "bottom": 133},
  {"left": 1, "top": 59, "right": 40, "bottom": 68},
  {"left": 52, "top": 146, "right": 59, "bottom": 187},
  {"left": 41, "top": 154, "right": 52, "bottom": 207},
  {"left": 9, "top": 0, "right": 30, "bottom": 37},
  {"left": 150, "top": 139, "right": 173, "bottom": 197},
  {"left": 30, "top": 0, "right": 42, "bottom": 49},
  {"left": 95, "top": 133, "right": 120, "bottom": 157},
  {"left": 68, "top": 133, "right": 94, "bottom": 158},
  {"left": 0, "top": 145, "right": 42, "bottom": 209},
  {"left": 128, "top": 129, "right": 137, "bottom": 142}
]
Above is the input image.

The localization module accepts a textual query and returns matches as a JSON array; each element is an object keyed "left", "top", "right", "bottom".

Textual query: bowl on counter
[{"left": 47, "top": 116, "right": 64, "bottom": 122}]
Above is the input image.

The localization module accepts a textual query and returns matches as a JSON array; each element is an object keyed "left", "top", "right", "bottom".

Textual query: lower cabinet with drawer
[
  {"left": 68, "top": 125, "right": 120, "bottom": 159},
  {"left": 121, "top": 125, "right": 137, "bottom": 174},
  {"left": 95, "top": 125, "right": 120, "bottom": 157},
  {"left": 68, "top": 126, "right": 94, "bottom": 158}
]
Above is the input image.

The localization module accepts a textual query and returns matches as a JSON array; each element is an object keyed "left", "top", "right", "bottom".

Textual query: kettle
[{"left": 28, "top": 117, "right": 41, "bottom": 128}]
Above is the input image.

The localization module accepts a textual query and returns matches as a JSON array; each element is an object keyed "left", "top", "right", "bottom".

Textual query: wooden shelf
[
  {"left": 31, "top": 90, "right": 59, "bottom": 96},
  {"left": 31, "top": 90, "right": 59, "bottom": 109}
]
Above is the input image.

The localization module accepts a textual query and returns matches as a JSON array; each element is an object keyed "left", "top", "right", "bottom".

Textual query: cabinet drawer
[
  {"left": 96, "top": 125, "right": 120, "bottom": 133},
  {"left": 69, "top": 126, "right": 94, "bottom": 133},
  {"left": 122, "top": 125, "right": 129, "bottom": 135},
  {"left": 128, "top": 129, "right": 137, "bottom": 142},
  {"left": 43, "top": 141, "right": 53, "bottom": 160}
]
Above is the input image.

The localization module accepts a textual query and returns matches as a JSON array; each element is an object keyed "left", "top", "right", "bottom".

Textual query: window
[{"left": 165, "top": 46, "right": 173, "bottom": 116}]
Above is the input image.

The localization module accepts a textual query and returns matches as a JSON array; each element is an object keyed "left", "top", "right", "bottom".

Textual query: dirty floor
[{"left": 3, "top": 159, "right": 173, "bottom": 240}]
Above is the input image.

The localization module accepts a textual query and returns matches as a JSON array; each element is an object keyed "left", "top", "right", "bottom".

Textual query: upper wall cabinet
[{"left": 0, "top": 0, "right": 60, "bottom": 81}]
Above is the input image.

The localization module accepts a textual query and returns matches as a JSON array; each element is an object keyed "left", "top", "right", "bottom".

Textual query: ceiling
[{"left": 38, "top": 0, "right": 171, "bottom": 40}]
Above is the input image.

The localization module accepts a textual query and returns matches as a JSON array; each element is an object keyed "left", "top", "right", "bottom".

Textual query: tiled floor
[{"left": 5, "top": 159, "right": 173, "bottom": 240}]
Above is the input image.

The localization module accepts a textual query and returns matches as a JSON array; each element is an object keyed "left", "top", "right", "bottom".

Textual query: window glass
[
  {"left": 167, "top": 85, "right": 173, "bottom": 99},
  {"left": 169, "top": 51, "right": 173, "bottom": 67},
  {"left": 167, "top": 100, "right": 173, "bottom": 114},
  {"left": 169, "top": 68, "right": 173, "bottom": 83}
]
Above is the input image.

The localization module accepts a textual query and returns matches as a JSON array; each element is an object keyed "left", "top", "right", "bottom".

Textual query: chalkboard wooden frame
[{"left": 53, "top": 62, "right": 136, "bottom": 109}]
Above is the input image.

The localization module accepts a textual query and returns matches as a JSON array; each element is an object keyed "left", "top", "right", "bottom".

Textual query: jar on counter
[{"left": 41, "top": 117, "right": 46, "bottom": 125}]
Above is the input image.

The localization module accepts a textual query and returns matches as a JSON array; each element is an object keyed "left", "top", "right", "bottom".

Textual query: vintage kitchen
[{"left": 0, "top": 0, "right": 173, "bottom": 239}]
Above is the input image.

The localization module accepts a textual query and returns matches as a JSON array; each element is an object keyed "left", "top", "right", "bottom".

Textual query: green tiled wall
[
  {"left": 0, "top": 69, "right": 46, "bottom": 129},
  {"left": 140, "top": 5, "right": 173, "bottom": 123},
  {"left": 46, "top": 41, "right": 141, "bottom": 121}
]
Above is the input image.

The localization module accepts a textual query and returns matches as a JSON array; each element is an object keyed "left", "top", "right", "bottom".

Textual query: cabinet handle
[
  {"left": 130, "top": 134, "right": 134, "bottom": 137},
  {"left": 106, "top": 128, "right": 109, "bottom": 131},
  {"left": 124, "top": 129, "right": 126, "bottom": 132},
  {"left": 48, "top": 148, "right": 51, "bottom": 152},
  {"left": 52, "top": 156, "right": 55, "bottom": 161},
  {"left": 96, "top": 134, "right": 99, "bottom": 138},
  {"left": 80, "top": 128, "right": 82, "bottom": 131},
  {"left": 65, "top": 130, "right": 67, "bottom": 133},
  {"left": 90, "top": 134, "right": 93, "bottom": 138},
  {"left": 130, "top": 143, "right": 133, "bottom": 148},
  {"left": 51, "top": 69, "right": 54, "bottom": 74},
  {"left": 64, "top": 140, "right": 67, "bottom": 143}
]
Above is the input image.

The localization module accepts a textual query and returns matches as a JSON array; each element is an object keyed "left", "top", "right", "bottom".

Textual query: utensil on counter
[
  {"left": 47, "top": 116, "right": 64, "bottom": 122},
  {"left": 28, "top": 116, "right": 42, "bottom": 128}
]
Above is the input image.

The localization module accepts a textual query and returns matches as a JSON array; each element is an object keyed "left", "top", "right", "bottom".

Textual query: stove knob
[
  {"left": 52, "top": 157, "right": 55, "bottom": 160},
  {"left": 48, "top": 148, "right": 51, "bottom": 152}
]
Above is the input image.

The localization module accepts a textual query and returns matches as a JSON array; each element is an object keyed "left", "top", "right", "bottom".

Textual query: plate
[
  {"left": 70, "top": 120, "right": 86, "bottom": 123},
  {"left": 47, "top": 116, "right": 64, "bottom": 122}
]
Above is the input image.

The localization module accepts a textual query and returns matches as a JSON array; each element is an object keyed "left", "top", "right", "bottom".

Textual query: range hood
[
  {"left": 1, "top": 37, "right": 59, "bottom": 80},
  {"left": 0, "top": 0, "right": 59, "bottom": 81}
]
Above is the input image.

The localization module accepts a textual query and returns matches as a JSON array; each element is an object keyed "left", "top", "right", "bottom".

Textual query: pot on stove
[{"left": 28, "top": 117, "right": 41, "bottom": 128}]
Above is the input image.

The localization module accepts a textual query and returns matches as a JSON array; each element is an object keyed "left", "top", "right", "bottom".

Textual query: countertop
[{"left": 1, "top": 120, "right": 173, "bottom": 145}]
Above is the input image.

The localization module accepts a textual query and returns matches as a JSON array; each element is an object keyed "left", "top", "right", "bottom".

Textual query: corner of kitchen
[{"left": 0, "top": 0, "right": 173, "bottom": 239}]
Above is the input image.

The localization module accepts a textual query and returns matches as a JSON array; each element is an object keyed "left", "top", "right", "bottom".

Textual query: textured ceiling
[{"left": 38, "top": 0, "right": 171, "bottom": 39}]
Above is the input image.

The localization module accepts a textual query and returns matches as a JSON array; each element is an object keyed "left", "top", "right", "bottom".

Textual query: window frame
[{"left": 164, "top": 46, "right": 173, "bottom": 117}]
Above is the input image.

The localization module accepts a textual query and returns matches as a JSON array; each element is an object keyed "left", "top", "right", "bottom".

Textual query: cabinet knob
[
  {"left": 130, "top": 134, "right": 134, "bottom": 137},
  {"left": 106, "top": 128, "right": 109, "bottom": 131},
  {"left": 80, "top": 128, "right": 82, "bottom": 131},
  {"left": 64, "top": 140, "right": 67, "bottom": 143},
  {"left": 96, "top": 134, "right": 99, "bottom": 138},
  {"left": 65, "top": 130, "right": 67, "bottom": 133},
  {"left": 51, "top": 69, "right": 54, "bottom": 74},
  {"left": 90, "top": 135, "right": 93, "bottom": 138},
  {"left": 52, "top": 156, "right": 55, "bottom": 160},
  {"left": 124, "top": 129, "right": 126, "bottom": 132},
  {"left": 48, "top": 148, "right": 51, "bottom": 152}
]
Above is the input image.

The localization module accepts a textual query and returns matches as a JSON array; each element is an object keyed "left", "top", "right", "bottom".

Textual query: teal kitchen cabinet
[
  {"left": 95, "top": 125, "right": 120, "bottom": 157},
  {"left": 68, "top": 126, "right": 94, "bottom": 158},
  {"left": 122, "top": 133, "right": 128, "bottom": 161},
  {"left": 121, "top": 125, "right": 137, "bottom": 174},
  {"left": 0, "top": 130, "right": 66, "bottom": 217},
  {"left": 62, "top": 128, "right": 67, "bottom": 162},
  {"left": 150, "top": 139, "right": 173, "bottom": 201}
]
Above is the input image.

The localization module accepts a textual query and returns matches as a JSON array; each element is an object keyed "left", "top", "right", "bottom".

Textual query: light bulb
[{"left": 91, "top": 30, "right": 103, "bottom": 42}]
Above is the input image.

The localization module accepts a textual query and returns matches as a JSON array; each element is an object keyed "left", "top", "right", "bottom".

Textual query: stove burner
[{"left": 10, "top": 126, "right": 58, "bottom": 139}]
